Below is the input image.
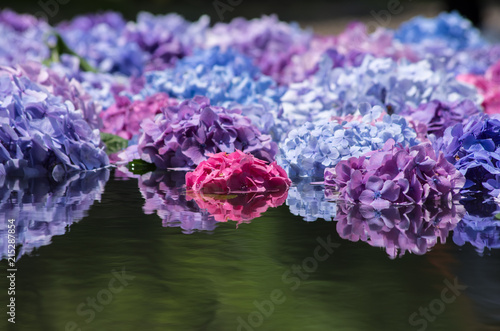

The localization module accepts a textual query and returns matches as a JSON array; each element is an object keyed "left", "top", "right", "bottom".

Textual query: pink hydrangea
[
  {"left": 100, "top": 93, "right": 177, "bottom": 140},
  {"left": 186, "top": 190, "right": 288, "bottom": 223},
  {"left": 457, "top": 60, "right": 500, "bottom": 115},
  {"left": 185, "top": 150, "right": 291, "bottom": 194},
  {"left": 325, "top": 139, "right": 465, "bottom": 207}
]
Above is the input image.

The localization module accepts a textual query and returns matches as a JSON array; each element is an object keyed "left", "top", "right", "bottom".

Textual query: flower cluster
[
  {"left": 187, "top": 190, "right": 288, "bottom": 224},
  {"left": 101, "top": 93, "right": 177, "bottom": 140},
  {"left": 436, "top": 114, "right": 500, "bottom": 196},
  {"left": 136, "top": 97, "right": 277, "bottom": 169},
  {"left": 0, "top": 169, "right": 109, "bottom": 260},
  {"left": 457, "top": 60, "right": 500, "bottom": 115},
  {"left": 139, "top": 171, "right": 217, "bottom": 234},
  {"left": 325, "top": 139, "right": 465, "bottom": 206},
  {"left": 278, "top": 105, "right": 419, "bottom": 178},
  {"left": 132, "top": 47, "right": 287, "bottom": 139},
  {"left": 335, "top": 201, "right": 464, "bottom": 259},
  {"left": 186, "top": 150, "right": 291, "bottom": 194},
  {"left": 286, "top": 179, "right": 337, "bottom": 222},
  {"left": 0, "top": 65, "right": 109, "bottom": 179}
]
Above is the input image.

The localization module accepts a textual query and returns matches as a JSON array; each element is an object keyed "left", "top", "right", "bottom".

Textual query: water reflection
[
  {"left": 453, "top": 197, "right": 500, "bottom": 255},
  {"left": 286, "top": 179, "right": 336, "bottom": 222},
  {"left": 335, "top": 202, "right": 465, "bottom": 259},
  {"left": 0, "top": 169, "right": 109, "bottom": 260}
]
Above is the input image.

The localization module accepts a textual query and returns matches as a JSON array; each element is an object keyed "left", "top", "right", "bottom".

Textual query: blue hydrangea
[
  {"left": 281, "top": 54, "right": 481, "bottom": 127},
  {"left": 129, "top": 47, "right": 288, "bottom": 140},
  {"left": 278, "top": 104, "right": 419, "bottom": 179},
  {"left": 286, "top": 179, "right": 336, "bottom": 222}
]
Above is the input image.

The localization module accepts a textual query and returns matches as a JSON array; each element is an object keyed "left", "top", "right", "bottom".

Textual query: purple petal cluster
[
  {"left": 0, "top": 65, "right": 109, "bottom": 179},
  {"left": 336, "top": 201, "right": 464, "bottom": 259},
  {"left": 436, "top": 114, "right": 500, "bottom": 196},
  {"left": 326, "top": 139, "right": 465, "bottom": 207},
  {"left": 0, "top": 169, "right": 109, "bottom": 260},
  {"left": 278, "top": 104, "right": 419, "bottom": 179},
  {"left": 136, "top": 96, "right": 277, "bottom": 169}
]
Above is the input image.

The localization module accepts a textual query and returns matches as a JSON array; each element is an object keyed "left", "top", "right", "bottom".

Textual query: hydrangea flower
[
  {"left": 57, "top": 12, "right": 146, "bottom": 75},
  {"left": 101, "top": 93, "right": 177, "bottom": 140},
  {"left": 0, "top": 10, "right": 51, "bottom": 67},
  {"left": 0, "top": 65, "right": 109, "bottom": 179},
  {"left": 205, "top": 15, "right": 312, "bottom": 85},
  {"left": 281, "top": 54, "right": 481, "bottom": 126},
  {"left": 186, "top": 150, "right": 290, "bottom": 194},
  {"left": 326, "top": 139, "right": 465, "bottom": 207},
  {"left": 138, "top": 171, "right": 217, "bottom": 234},
  {"left": 0, "top": 169, "right": 109, "bottom": 260},
  {"left": 453, "top": 198, "right": 500, "bottom": 255},
  {"left": 457, "top": 60, "right": 500, "bottom": 115},
  {"left": 435, "top": 114, "right": 500, "bottom": 196},
  {"left": 125, "top": 12, "right": 209, "bottom": 71},
  {"left": 187, "top": 190, "right": 288, "bottom": 224},
  {"left": 278, "top": 104, "right": 419, "bottom": 179},
  {"left": 402, "top": 99, "right": 481, "bottom": 138},
  {"left": 335, "top": 201, "right": 464, "bottom": 259},
  {"left": 132, "top": 47, "right": 287, "bottom": 140},
  {"left": 136, "top": 96, "right": 277, "bottom": 169},
  {"left": 286, "top": 179, "right": 337, "bottom": 222}
]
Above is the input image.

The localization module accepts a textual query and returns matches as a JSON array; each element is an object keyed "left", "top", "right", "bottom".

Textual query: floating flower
[
  {"left": 137, "top": 96, "right": 277, "bottom": 169},
  {"left": 325, "top": 139, "right": 465, "bottom": 206},
  {"left": 101, "top": 92, "right": 177, "bottom": 140},
  {"left": 335, "top": 201, "right": 464, "bottom": 259},
  {"left": 0, "top": 169, "right": 109, "bottom": 260},
  {"left": 187, "top": 190, "right": 288, "bottom": 224},
  {"left": 185, "top": 150, "right": 290, "bottom": 194},
  {"left": 278, "top": 104, "right": 419, "bottom": 179},
  {"left": 0, "top": 64, "right": 109, "bottom": 179}
]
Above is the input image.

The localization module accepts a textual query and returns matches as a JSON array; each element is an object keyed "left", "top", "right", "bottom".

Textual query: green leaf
[
  {"left": 127, "top": 159, "right": 156, "bottom": 175},
  {"left": 45, "top": 32, "right": 98, "bottom": 73},
  {"left": 100, "top": 133, "right": 128, "bottom": 155},
  {"left": 495, "top": 213, "right": 500, "bottom": 220}
]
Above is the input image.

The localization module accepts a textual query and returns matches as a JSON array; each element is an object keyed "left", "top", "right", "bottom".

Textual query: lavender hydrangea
[
  {"left": 281, "top": 54, "right": 481, "bottom": 127},
  {"left": 131, "top": 47, "right": 287, "bottom": 139},
  {"left": 0, "top": 65, "right": 109, "bottom": 179},
  {"left": 0, "top": 10, "right": 51, "bottom": 67},
  {"left": 278, "top": 104, "right": 419, "bottom": 179},
  {"left": 136, "top": 96, "right": 277, "bottom": 169},
  {"left": 436, "top": 114, "right": 500, "bottom": 196},
  {"left": 0, "top": 169, "right": 109, "bottom": 260},
  {"left": 57, "top": 12, "right": 145, "bottom": 75}
]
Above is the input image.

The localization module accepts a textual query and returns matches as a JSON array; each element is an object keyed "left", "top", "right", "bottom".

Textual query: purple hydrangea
[
  {"left": 325, "top": 139, "right": 465, "bottom": 207},
  {"left": 335, "top": 201, "right": 464, "bottom": 259},
  {"left": 435, "top": 114, "right": 500, "bottom": 196},
  {"left": 281, "top": 54, "right": 481, "bottom": 126},
  {"left": 278, "top": 104, "right": 419, "bottom": 179},
  {"left": 0, "top": 64, "right": 109, "bottom": 179},
  {"left": 138, "top": 171, "right": 217, "bottom": 234},
  {"left": 135, "top": 96, "right": 277, "bottom": 169},
  {"left": 0, "top": 169, "right": 109, "bottom": 260}
]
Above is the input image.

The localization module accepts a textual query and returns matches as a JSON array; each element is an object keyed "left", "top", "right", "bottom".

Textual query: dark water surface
[{"left": 1, "top": 171, "right": 500, "bottom": 331}]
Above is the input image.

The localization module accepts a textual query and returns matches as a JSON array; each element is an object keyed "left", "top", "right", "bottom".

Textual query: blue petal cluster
[
  {"left": 286, "top": 179, "right": 336, "bottom": 222},
  {"left": 278, "top": 105, "right": 419, "bottom": 178}
]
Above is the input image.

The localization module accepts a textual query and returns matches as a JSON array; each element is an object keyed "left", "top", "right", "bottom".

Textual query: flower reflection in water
[
  {"left": 286, "top": 180, "right": 337, "bottom": 222},
  {"left": 335, "top": 201, "right": 464, "bottom": 259},
  {"left": 187, "top": 189, "right": 288, "bottom": 224},
  {"left": 453, "top": 197, "right": 500, "bottom": 255},
  {"left": 139, "top": 171, "right": 217, "bottom": 234},
  {"left": 0, "top": 169, "right": 109, "bottom": 260}
]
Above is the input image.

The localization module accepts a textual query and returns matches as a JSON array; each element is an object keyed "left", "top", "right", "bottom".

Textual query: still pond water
[{"left": 1, "top": 169, "right": 499, "bottom": 331}]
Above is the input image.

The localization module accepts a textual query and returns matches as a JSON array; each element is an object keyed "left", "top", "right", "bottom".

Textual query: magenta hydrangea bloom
[
  {"left": 101, "top": 93, "right": 177, "bottom": 140},
  {"left": 136, "top": 96, "right": 277, "bottom": 169},
  {"left": 325, "top": 139, "right": 465, "bottom": 207},
  {"left": 186, "top": 150, "right": 291, "bottom": 194},
  {"left": 335, "top": 201, "right": 464, "bottom": 259}
]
